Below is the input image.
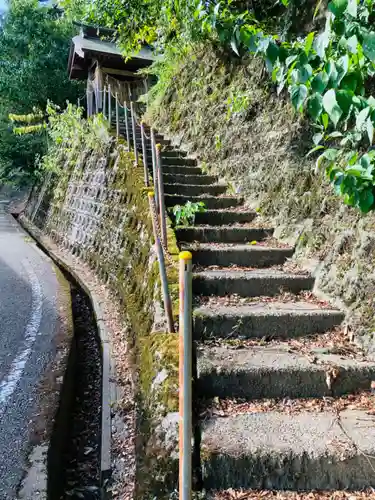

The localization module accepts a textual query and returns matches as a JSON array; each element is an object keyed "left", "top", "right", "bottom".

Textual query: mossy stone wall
[{"left": 24, "top": 137, "right": 181, "bottom": 496}]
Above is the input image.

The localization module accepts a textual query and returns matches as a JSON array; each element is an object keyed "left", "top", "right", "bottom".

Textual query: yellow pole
[{"left": 179, "top": 251, "right": 192, "bottom": 500}]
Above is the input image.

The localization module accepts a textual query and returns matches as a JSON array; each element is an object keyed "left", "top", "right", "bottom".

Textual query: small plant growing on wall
[{"left": 170, "top": 201, "right": 206, "bottom": 226}]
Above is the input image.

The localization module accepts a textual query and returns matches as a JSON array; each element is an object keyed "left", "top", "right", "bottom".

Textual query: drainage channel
[{"left": 58, "top": 284, "right": 102, "bottom": 500}]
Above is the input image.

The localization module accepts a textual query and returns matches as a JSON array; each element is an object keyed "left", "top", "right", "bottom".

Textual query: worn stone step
[
  {"left": 197, "top": 344, "right": 375, "bottom": 399},
  {"left": 163, "top": 173, "right": 218, "bottom": 185},
  {"left": 165, "top": 195, "right": 241, "bottom": 209},
  {"left": 192, "top": 269, "right": 313, "bottom": 296},
  {"left": 162, "top": 157, "right": 197, "bottom": 166},
  {"left": 122, "top": 129, "right": 164, "bottom": 140},
  {"left": 159, "top": 150, "right": 187, "bottom": 158},
  {"left": 183, "top": 243, "right": 294, "bottom": 267},
  {"left": 176, "top": 227, "right": 273, "bottom": 244},
  {"left": 126, "top": 135, "right": 170, "bottom": 146},
  {"left": 193, "top": 302, "right": 344, "bottom": 340},
  {"left": 195, "top": 210, "right": 257, "bottom": 226},
  {"left": 201, "top": 410, "right": 375, "bottom": 490},
  {"left": 163, "top": 165, "right": 203, "bottom": 175},
  {"left": 164, "top": 183, "right": 227, "bottom": 197}
]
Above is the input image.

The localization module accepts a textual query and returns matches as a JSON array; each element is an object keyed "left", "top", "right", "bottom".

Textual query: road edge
[{"left": 17, "top": 215, "right": 112, "bottom": 496}]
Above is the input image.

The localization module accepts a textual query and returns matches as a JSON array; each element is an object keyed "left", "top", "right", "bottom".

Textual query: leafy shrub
[{"left": 170, "top": 201, "right": 206, "bottom": 226}]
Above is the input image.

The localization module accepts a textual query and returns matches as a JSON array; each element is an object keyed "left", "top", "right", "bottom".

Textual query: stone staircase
[{"left": 116, "top": 116, "right": 375, "bottom": 495}]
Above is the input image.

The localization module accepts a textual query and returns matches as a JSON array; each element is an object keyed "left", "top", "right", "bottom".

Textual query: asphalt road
[{"left": 0, "top": 199, "right": 69, "bottom": 499}]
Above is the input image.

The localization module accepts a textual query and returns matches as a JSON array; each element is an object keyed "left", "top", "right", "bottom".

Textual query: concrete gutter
[{"left": 17, "top": 215, "right": 113, "bottom": 496}]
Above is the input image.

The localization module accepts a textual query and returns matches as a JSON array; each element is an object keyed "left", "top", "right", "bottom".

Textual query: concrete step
[
  {"left": 195, "top": 210, "right": 257, "bottom": 226},
  {"left": 176, "top": 227, "right": 273, "bottom": 244},
  {"left": 183, "top": 243, "right": 294, "bottom": 267},
  {"left": 163, "top": 173, "right": 218, "bottom": 185},
  {"left": 159, "top": 150, "right": 187, "bottom": 158},
  {"left": 162, "top": 157, "right": 197, "bottom": 166},
  {"left": 165, "top": 195, "right": 241, "bottom": 209},
  {"left": 163, "top": 165, "right": 203, "bottom": 175},
  {"left": 122, "top": 129, "right": 164, "bottom": 141},
  {"left": 197, "top": 344, "right": 375, "bottom": 399},
  {"left": 128, "top": 135, "right": 171, "bottom": 146},
  {"left": 164, "top": 183, "right": 227, "bottom": 197},
  {"left": 201, "top": 410, "right": 375, "bottom": 490},
  {"left": 193, "top": 302, "right": 344, "bottom": 340},
  {"left": 192, "top": 269, "right": 314, "bottom": 296}
]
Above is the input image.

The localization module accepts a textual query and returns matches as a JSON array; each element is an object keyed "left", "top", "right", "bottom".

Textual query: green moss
[{"left": 140, "top": 332, "right": 179, "bottom": 413}]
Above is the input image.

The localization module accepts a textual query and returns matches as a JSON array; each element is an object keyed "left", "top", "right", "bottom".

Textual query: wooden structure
[{"left": 67, "top": 22, "right": 155, "bottom": 114}]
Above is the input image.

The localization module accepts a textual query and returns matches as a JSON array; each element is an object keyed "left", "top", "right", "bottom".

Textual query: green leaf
[
  {"left": 266, "top": 42, "right": 279, "bottom": 64},
  {"left": 311, "top": 71, "right": 329, "bottom": 93},
  {"left": 313, "top": 132, "right": 324, "bottom": 145},
  {"left": 290, "top": 84, "right": 308, "bottom": 111},
  {"left": 316, "top": 148, "right": 339, "bottom": 170},
  {"left": 328, "top": 131, "right": 344, "bottom": 139},
  {"left": 307, "top": 144, "right": 325, "bottom": 157},
  {"left": 340, "top": 72, "right": 358, "bottom": 92},
  {"left": 230, "top": 36, "right": 240, "bottom": 56},
  {"left": 346, "top": 34, "right": 358, "bottom": 53},
  {"left": 326, "top": 59, "right": 339, "bottom": 87},
  {"left": 285, "top": 55, "right": 298, "bottom": 67},
  {"left": 314, "top": 30, "right": 330, "bottom": 59},
  {"left": 308, "top": 93, "right": 323, "bottom": 121},
  {"left": 323, "top": 89, "right": 343, "bottom": 127},
  {"left": 297, "top": 64, "right": 313, "bottom": 84},
  {"left": 358, "top": 189, "right": 374, "bottom": 213},
  {"left": 356, "top": 106, "right": 370, "bottom": 130},
  {"left": 346, "top": 0, "right": 357, "bottom": 17},
  {"left": 362, "top": 32, "right": 375, "bottom": 61},
  {"left": 328, "top": 0, "right": 348, "bottom": 16},
  {"left": 305, "top": 32, "right": 315, "bottom": 55},
  {"left": 336, "top": 54, "right": 349, "bottom": 85},
  {"left": 336, "top": 89, "right": 353, "bottom": 114},
  {"left": 322, "top": 113, "right": 329, "bottom": 129},
  {"left": 366, "top": 116, "right": 374, "bottom": 144}
]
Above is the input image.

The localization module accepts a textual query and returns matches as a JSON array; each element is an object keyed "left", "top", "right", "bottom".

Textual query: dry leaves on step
[{"left": 212, "top": 488, "right": 375, "bottom": 499}]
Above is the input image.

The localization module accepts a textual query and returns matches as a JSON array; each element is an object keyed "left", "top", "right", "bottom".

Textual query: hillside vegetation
[{"left": 58, "top": 0, "right": 375, "bottom": 345}]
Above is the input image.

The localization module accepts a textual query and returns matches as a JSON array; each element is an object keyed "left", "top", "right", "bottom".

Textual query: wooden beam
[{"left": 102, "top": 66, "right": 143, "bottom": 78}]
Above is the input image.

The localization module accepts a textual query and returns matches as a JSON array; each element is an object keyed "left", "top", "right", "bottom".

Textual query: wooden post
[
  {"left": 115, "top": 93, "right": 119, "bottom": 137},
  {"left": 108, "top": 84, "right": 111, "bottom": 125},
  {"left": 103, "top": 87, "right": 106, "bottom": 119},
  {"left": 124, "top": 103, "right": 131, "bottom": 152}
]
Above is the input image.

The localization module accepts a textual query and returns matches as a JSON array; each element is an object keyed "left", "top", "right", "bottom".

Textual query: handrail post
[
  {"left": 148, "top": 192, "right": 175, "bottom": 334},
  {"left": 124, "top": 103, "right": 131, "bottom": 152},
  {"left": 103, "top": 87, "right": 106, "bottom": 119},
  {"left": 108, "top": 84, "right": 111, "bottom": 126},
  {"left": 179, "top": 251, "right": 193, "bottom": 500},
  {"left": 115, "top": 92, "right": 119, "bottom": 137},
  {"left": 141, "top": 121, "right": 149, "bottom": 187},
  {"left": 156, "top": 143, "right": 168, "bottom": 249},
  {"left": 151, "top": 128, "right": 159, "bottom": 213}
]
